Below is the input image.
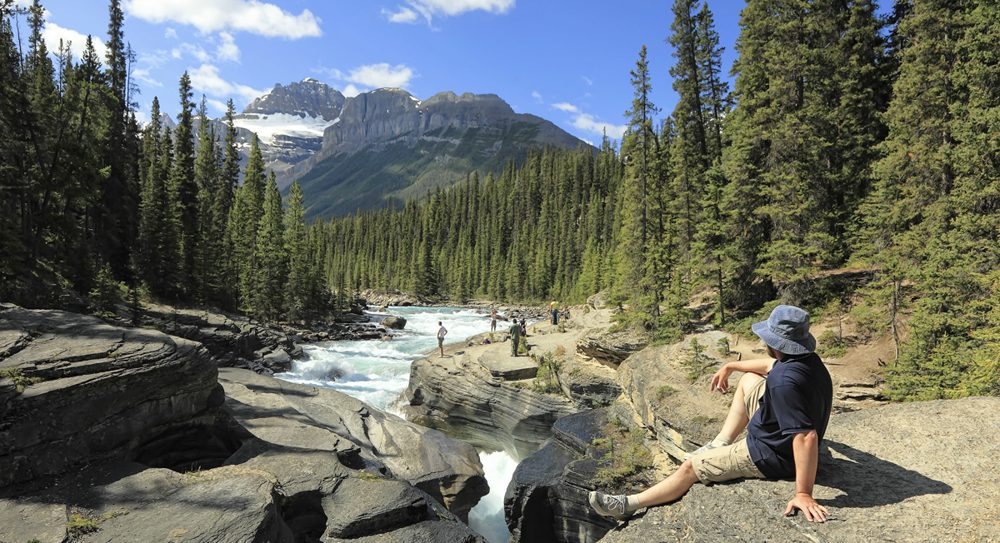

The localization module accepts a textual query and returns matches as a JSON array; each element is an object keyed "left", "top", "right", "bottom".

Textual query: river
[{"left": 275, "top": 306, "right": 518, "bottom": 543}]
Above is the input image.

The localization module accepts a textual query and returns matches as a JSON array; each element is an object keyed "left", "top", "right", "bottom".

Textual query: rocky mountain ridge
[{"left": 162, "top": 79, "right": 587, "bottom": 219}]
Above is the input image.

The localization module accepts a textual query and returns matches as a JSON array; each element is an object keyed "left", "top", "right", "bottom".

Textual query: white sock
[
  {"left": 624, "top": 495, "right": 640, "bottom": 513},
  {"left": 711, "top": 436, "right": 732, "bottom": 447}
]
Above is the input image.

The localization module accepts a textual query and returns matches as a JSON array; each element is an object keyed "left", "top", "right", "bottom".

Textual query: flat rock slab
[
  {"left": 598, "top": 397, "right": 1000, "bottom": 543},
  {"left": 324, "top": 477, "right": 430, "bottom": 538},
  {"left": 477, "top": 349, "right": 539, "bottom": 380},
  {"left": 325, "top": 520, "right": 488, "bottom": 543}
]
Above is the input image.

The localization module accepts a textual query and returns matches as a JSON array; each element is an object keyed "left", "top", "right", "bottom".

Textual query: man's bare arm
[
  {"left": 784, "top": 430, "right": 829, "bottom": 522},
  {"left": 709, "top": 358, "right": 775, "bottom": 393}
]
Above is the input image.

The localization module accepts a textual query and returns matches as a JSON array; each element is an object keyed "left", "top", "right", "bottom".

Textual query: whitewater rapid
[{"left": 275, "top": 306, "right": 517, "bottom": 543}]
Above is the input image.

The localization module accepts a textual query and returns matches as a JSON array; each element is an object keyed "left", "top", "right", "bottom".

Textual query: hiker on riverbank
[
  {"left": 589, "top": 305, "right": 833, "bottom": 523},
  {"left": 550, "top": 301, "right": 559, "bottom": 325},
  {"left": 437, "top": 321, "right": 448, "bottom": 357},
  {"left": 491, "top": 309, "right": 498, "bottom": 332},
  {"left": 510, "top": 320, "right": 522, "bottom": 357}
]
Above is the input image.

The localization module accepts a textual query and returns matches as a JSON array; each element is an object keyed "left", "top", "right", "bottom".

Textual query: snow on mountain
[{"left": 231, "top": 112, "right": 337, "bottom": 147}]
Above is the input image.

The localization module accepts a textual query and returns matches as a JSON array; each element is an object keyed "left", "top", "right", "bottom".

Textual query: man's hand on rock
[
  {"left": 709, "top": 364, "right": 732, "bottom": 393},
  {"left": 784, "top": 493, "right": 829, "bottom": 522}
]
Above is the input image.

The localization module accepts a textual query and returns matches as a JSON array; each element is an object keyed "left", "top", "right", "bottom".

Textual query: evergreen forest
[{"left": 1, "top": 0, "right": 997, "bottom": 401}]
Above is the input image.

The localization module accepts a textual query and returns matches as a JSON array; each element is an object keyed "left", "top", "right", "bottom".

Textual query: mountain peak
[{"left": 244, "top": 79, "right": 345, "bottom": 120}]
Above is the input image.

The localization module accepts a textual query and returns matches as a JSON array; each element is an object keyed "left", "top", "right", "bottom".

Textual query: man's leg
[
  {"left": 716, "top": 372, "right": 765, "bottom": 444},
  {"left": 631, "top": 459, "right": 699, "bottom": 507}
]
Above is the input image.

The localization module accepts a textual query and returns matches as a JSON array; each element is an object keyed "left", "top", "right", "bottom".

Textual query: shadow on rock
[{"left": 817, "top": 440, "right": 952, "bottom": 509}]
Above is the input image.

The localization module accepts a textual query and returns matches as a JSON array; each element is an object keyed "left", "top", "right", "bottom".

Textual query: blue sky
[{"left": 25, "top": 0, "right": 752, "bottom": 143}]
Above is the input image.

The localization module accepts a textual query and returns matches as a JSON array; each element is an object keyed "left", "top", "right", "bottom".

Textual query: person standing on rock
[
  {"left": 550, "top": 301, "right": 559, "bottom": 325},
  {"left": 510, "top": 320, "right": 522, "bottom": 357},
  {"left": 491, "top": 309, "right": 498, "bottom": 332},
  {"left": 437, "top": 321, "right": 448, "bottom": 358},
  {"left": 590, "top": 305, "right": 833, "bottom": 524}
]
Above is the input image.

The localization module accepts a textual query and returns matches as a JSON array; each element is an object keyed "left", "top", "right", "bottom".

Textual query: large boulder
[
  {"left": 576, "top": 328, "right": 648, "bottom": 368},
  {"left": 220, "top": 368, "right": 489, "bottom": 521},
  {"left": 382, "top": 315, "right": 408, "bottom": 330},
  {"left": 0, "top": 304, "right": 221, "bottom": 488},
  {"left": 505, "top": 409, "right": 618, "bottom": 543},
  {"left": 402, "top": 348, "right": 577, "bottom": 459},
  {"left": 598, "top": 397, "right": 1000, "bottom": 543}
]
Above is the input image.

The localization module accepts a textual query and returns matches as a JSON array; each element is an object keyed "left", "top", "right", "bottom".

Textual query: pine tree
[
  {"left": 613, "top": 45, "right": 662, "bottom": 329},
  {"left": 230, "top": 135, "right": 266, "bottom": 311},
  {"left": 168, "top": 71, "right": 199, "bottom": 297},
  {"left": 215, "top": 99, "right": 240, "bottom": 308},
  {"left": 193, "top": 96, "right": 219, "bottom": 301},
  {"left": 252, "top": 173, "right": 287, "bottom": 320},
  {"left": 284, "top": 181, "right": 311, "bottom": 322}
]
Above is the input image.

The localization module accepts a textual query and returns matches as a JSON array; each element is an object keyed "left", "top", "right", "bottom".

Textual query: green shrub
[
  {"left": 88, "top": 264, "right": 125, "bottom": 315},
  {"left": 591, "top": 421, "right": 654, "bottom": 488},
  {"left": 0, "top": 368, "right": 42, "bottom": 393},
  {"left": 716, "top": 337, "right": 730, "bottom": 356},
  {"left": 817, "top": 329, "right": 848, "bottom": 358},
  {"left": 532, "top": 352, "right": 562, "bottom": 394},
  {"left": 683, "top": 338, "right": 715, "bottom": 382}
]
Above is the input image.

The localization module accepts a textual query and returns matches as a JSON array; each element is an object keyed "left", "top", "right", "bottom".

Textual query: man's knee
[
  {"left": 678, "top": 459, "right": 698, "bottom": 483},
  {"left": 738, "top": 371, "right": 764, "bottom": 391}
]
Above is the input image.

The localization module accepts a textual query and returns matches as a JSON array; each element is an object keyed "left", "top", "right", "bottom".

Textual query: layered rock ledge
[
  {"left": 0, "top": 303, "right": 221, "bottom": 488},
  {"left": 402, "top": 346, "right": 577, "bottom": 459},
  {"left": 0, "top": 304, "right": 489, "bottom": 542}
]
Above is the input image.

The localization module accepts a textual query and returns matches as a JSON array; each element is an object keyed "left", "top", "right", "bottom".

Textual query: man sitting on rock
[{"left": 589, "top": 305, "right": 833, "bottom": 523}]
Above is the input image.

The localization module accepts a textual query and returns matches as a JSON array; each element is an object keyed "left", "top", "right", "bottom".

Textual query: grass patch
[
  {"left": 67, "top": 510, "right": 127, "bottom": 537},
  {"left": 817, "top": 329, "right": 848, "bottom": 358},
  {"left": 591, "top": 420, "right": 654, "bottom": 489},
  {"left": 356, "top": 470, "right": 384, "bottom": 481},
  {"left": 655, "top": 384, "right": 677, "bottom": 404},
  {"left": 0, "top": 368, "right": 43, "bottom": 393}
]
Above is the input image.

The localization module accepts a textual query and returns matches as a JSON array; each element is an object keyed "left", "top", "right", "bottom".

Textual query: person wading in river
[
  {"left": 437, "top": 321, "right": 448, "bottom": 358},
  {"left": 589, "top": 305, "right": 833, "bottom": 523}
]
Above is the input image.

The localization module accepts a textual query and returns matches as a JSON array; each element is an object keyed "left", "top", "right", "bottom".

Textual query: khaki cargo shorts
[{"left": 691, "top": 376, "right": 767, "bottom": 484}]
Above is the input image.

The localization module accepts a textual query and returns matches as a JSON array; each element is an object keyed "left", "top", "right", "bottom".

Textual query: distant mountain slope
[
  {"left": 171, "top": 79, "right": 588, "bottom": 220},
  {"left": 290, "top": 89, "right": 586, "bottom": 219}
]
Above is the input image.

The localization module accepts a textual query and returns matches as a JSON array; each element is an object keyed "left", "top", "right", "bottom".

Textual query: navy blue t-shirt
[{"left": 746, "top": 352, "right": 832, "bottom": 479}]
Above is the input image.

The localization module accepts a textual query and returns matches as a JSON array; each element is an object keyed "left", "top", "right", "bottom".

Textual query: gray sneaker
[
  {"left": 588, "top": 491, "right": 632, "bottom": 521},
  {"left": 683, "top": 440, "right": 722, "bottom": 461}
]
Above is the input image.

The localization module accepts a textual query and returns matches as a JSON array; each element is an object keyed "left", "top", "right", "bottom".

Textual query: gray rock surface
[
  {"left": 0, "top": 304, "right": 491, "bottom": 543},
  {"left": 0, "top": 304, "right": 220, "bottom": 488},
  {"left": 220, "top": 367, "right": 489, "bottom": 521},
  {"left": 576, "top": 328, "right": 648, "bottom": 367},
  {"left": 598, "top": 398, "right": 1000, "bottom": 543},
  {"left": 616, "top": 331, "right": 733, "bottom": 462},
  {"left": 403, "top": 348, "right": 576, "bottom": 459},
  {"left": 556, "top": 355, "right": 622, "bottom": 409},
  {"left": 381, "top": 315, "right": 408, "bottom": 330},
  {"left": 505, "top": 409, "right": 618, "bottom": 543}
]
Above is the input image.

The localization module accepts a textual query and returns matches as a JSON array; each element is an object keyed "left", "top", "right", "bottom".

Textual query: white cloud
[
  {"left": 531, "top": 90, "right": 542, "bottom": 103},
  {"left": 382, "top": 6, "right": 419, "bottom": 23},
  {"left": 133, "top": 67, "right": 162, "bottom": 87},
  {"left": 571, "top": 112, "right": 626, "bottom": 140},
  {"left": 342, "top": 84, "right": 363, "bottom": 98},
  {"left": 552, "top": 102, "right": 579, "bottom": 113},
  {"left": 582, "top": 76, "right": 593, "bottom": 86},
  {"left": 41, "top": 21, "right": 107, "bottom": 62},
  {"left": 385, "top": 0, "right": 515, "bottom": 24},
  {"left": 215, "top": 32, "right": 240, "bottom": 62},
  {"left": 552, "top": 101, "right": 625, "bottom": 139},
  {"left": 164, "top": 27, "right": 178, "bottom": 39},
  {"left": 189, "top": 63, "right": 264, "bottom": 107},
  {"left": 347, "top": 63, "right": 413, "bottom": 88},
  {"left": 316, "top": 63, "right": 416, "bottom": 95},
  {"left": 172, "top": 42, "right": 212, "bottom": 63},
  {"left": 124, "top": 0, "right": 321, "bottom": 39},
  {"left": 206, "top": 97, "right": 229, "bottom": 113}
]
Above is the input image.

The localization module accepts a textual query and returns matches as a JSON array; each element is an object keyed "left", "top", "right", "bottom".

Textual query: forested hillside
[
  {"left": 0, "top": 0, "right": 330, "bottom": 323},
  {"left": 319, "top": 0, "right": 1000, "bottom": 401},
  {"left": 1, "top": 0, "right": 997, "bottom": 402}
]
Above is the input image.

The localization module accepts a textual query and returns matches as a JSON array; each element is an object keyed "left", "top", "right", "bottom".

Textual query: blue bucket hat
[{"left": 751, "top": 305, "right": 816, "bottom": 356}]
